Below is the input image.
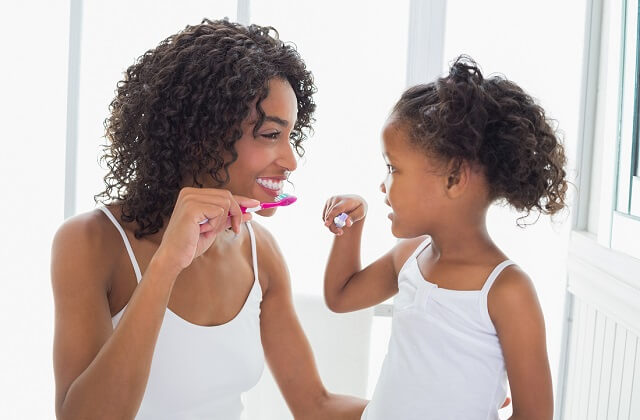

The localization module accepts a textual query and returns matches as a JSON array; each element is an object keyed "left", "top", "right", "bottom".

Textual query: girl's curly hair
[
  {"left": 392, "top": 55, "right": 568, "bottom": 223},
  {"left": 95, "top": 19, "right": 316, "bottom": 238}
]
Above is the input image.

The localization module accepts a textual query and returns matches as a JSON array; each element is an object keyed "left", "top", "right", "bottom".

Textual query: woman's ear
[{"left": 444, "top": 158, "right": 470, "bottom": 198}]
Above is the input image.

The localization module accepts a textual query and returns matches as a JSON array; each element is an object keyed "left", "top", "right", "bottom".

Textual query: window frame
[{"left": 611, "top": 0, "right": 640, "bottom": 259}]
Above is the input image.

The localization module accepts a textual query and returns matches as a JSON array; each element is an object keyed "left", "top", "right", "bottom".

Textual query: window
[
  {"left": 611, "top": 0, "right": 640, "bottom": 258},
  {"left": 631, "top": 50, "right": 640, "bottom": 214}
]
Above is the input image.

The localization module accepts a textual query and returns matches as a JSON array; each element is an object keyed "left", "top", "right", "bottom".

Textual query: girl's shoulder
[
  {"left": 486, "top": 264, "right": 540, "bottom": 323},
  {"left": 390, "top": 235, "right": 430, "bottom": 276}
]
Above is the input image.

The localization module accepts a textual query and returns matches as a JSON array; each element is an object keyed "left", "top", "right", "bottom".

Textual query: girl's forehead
[
  {"left": 381, "top": 123, "right": 416, "bottom": 156},
  {"left": 382, "top": 124, "right": 445, "bottom": 170}
]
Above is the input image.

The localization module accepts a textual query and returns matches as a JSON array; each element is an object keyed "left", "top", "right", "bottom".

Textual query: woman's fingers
[
  {"left": 230, "top": 195, "right": 259, "bottom": 234},
  {"left": 195, "top": 192, "right": 258, "bottom": 234}
]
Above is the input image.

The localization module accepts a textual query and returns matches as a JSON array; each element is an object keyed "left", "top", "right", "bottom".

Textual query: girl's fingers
[
  {"left": 322, "top": 196, "right": 367, "bottom": 232},
  {"left": 322, "top": 198, "right": 336, "bottom": 224}
]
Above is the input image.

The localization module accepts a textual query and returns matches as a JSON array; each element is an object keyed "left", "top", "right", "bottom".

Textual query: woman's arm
[
  {"left": 53, "top": 189, "right": 256, "bottom": 419},
  {"left": 52, "top": 213, "right": 179, "bottom": 420},
  {"left": 489, "top": 266, "right": 554, "bottom": 420},
  {"left": 255, "top": 224, "right": 367, "bottom": 420}
]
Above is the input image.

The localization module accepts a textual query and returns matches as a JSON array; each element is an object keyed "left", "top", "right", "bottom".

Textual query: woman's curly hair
[
  {"left": 392, "top": 55, "right": 568, "bottom": 223},
  {"left": 95, "top": 18, "right": 316, "bottom": 238}
]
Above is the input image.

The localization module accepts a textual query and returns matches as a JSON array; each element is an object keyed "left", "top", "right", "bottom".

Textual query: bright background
[{"left": 1, "top": 1, "right": 588, "bottom": 418}]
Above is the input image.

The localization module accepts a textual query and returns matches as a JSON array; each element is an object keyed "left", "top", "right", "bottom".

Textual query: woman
[{"left": 52, "top": 19, "right": 366, "bottom": 419}]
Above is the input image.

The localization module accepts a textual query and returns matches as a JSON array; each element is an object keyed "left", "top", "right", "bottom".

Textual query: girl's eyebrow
[{"left": 383, "top": 151, "right": 396, "bottom": 160}]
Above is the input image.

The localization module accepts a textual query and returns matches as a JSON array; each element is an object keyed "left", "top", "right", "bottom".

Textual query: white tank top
[
  {"left": 362, "top": 238, "right": 513, "bottom": 420},
  {"left": 100, "top": 207, "right": 265, "bottom": 419}
]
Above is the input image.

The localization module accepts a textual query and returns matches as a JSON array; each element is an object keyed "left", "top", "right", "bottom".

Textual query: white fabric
[
  {"left": 100, "top": 207, "right": 264, "bottom": 419},
  {"left": 243, "top": 294, "right": 373, "bottom": 420},
  {"left": 362, "top": 238, "right": 513, "bottom": 420}
]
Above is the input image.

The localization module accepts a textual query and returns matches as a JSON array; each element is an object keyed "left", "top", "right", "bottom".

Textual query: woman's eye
[
  {"left": 386, "top": 164, "right": 395, "bottom": 174},
  {"left": 262, "top": 132, "right": 280, "bottom": 140}
]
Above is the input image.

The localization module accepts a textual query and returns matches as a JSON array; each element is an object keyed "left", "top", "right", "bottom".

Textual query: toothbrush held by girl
[{"left": 322, "top": 56, "right": 565, "bottom": 420}]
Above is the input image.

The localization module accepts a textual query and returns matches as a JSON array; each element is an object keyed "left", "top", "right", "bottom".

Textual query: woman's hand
[
  {"left": 155, "top": 188, "right": 259, "bottom": 274},
  {"left": 322, "top": 194, "right": 368, "bottom": 236}
]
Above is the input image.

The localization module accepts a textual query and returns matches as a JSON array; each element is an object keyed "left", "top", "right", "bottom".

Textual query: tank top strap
[
  {"left": 98, "top": 206, "right": 143, "bottom": 283},
  {"left": 244, "top": 221, "right": 260, "bottom": 292},
  {"left": 410, "top": 236, "right": 432, "bottom": 261},
  {"left": 480, "top": 259, "right": 515, "bottom": 295},
  {"left": 398, "top": 236, "right": 432, "bottom": 276}
]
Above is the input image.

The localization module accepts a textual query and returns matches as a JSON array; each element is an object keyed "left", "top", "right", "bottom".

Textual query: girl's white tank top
[
  {"left": 362, "top": 237, "right": 513, "bottom": 420},
  {"left": 100, "top": 207, "right": 264, "bottom": 419}
]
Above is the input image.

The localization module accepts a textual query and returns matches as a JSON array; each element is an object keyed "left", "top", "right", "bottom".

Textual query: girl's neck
[{"left": 426, "top": 214, "right": 501, "bottom": 263}]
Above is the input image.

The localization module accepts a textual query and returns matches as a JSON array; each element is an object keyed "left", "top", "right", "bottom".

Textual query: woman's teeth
[{"left": 256, "top": 178, "right": 284, "bottom": 191}]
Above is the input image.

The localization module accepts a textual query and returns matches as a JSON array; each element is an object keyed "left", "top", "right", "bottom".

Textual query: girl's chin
[{"left": 390, "top": 222, "right": 420, "bottom": 239}]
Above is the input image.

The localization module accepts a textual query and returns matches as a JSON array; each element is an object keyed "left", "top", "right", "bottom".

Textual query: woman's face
[{"left": 224, "top": 78, "right": 299, "bottom": 216}]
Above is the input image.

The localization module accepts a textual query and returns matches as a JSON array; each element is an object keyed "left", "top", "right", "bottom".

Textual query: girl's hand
[
  {"left": 322, "top": 194, "right": 368, "bottom": 236},
  {"left": 155, "top": 187, "right": 259, "bottom": 275}
]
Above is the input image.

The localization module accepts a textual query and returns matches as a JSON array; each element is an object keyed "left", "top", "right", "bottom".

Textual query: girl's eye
[
  {"left": 386, "top": 164, "right": 395, "bottom": 174},
  {"left": 262, "top": 132, "right": 280, "bottom": 140}
]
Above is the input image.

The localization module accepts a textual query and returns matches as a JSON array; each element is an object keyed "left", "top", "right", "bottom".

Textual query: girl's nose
[{"left": 380, "top": 181, "right": 386, "bottom": 193}]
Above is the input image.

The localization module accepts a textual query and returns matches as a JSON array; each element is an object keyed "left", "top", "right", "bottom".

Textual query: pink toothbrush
[
  {"left": 240, "top": 193, "right": 297, "bottom": 213},
  {"left": 198, "top": 193, "right": 297, "bottom": 225}
]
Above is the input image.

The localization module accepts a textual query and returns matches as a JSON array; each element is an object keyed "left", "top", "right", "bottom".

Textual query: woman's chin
[{"left": 255, "top": 208, "right": 277, "bottom": 217}]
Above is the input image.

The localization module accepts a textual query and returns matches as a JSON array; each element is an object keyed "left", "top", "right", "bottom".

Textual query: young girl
[{"left": 321, "top": 56, "right": 566, "bottom": 420}]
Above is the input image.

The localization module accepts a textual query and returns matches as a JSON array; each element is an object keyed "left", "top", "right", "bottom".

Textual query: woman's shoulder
[
  {"left": 245, "top": 220, "right": 287, "bottom": 292},
  {"left": 51, "top": 207, "right": 124, "bottom": 287},
  {"left": 54, "top": 207, "right": 121, "bottom": 249},
  {"left": 245, "top": 220, "right": 281, "bottom": 256}
]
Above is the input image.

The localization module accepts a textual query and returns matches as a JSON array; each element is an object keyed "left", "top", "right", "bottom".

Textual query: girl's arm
[
  {"left": 322, "top": 194, "right": 423, "bottom": 313},
  {"left": 254, "top": 223, "right": 367, "bottom": 420},
  {"left": 489, "top": 265, "right": 554, "bottom": 420}
]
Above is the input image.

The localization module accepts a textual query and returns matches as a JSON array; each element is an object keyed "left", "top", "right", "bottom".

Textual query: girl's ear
[{"left": 444, "top": 158, "right": 470, "bottom": 198}]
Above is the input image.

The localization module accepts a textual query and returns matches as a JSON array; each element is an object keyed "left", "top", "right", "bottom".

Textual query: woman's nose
[
  {"left": 380, "top": 182, "right": 386, "bottom": 193},
  {"left": 278, "top": 140, "right": 298, "bottom": 172}
]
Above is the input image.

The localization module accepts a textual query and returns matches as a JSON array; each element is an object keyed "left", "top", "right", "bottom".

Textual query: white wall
[
  {"left": 0, "top": 1, "right": 70, "bottom": 418},
  {"left": 443, "top": 0, "right": 587, "bottom": 405}
]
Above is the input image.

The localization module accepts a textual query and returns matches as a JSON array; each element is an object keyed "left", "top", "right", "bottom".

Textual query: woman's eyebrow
[{"left": 264, "top": 115, "right": 289, "bottom": 126}]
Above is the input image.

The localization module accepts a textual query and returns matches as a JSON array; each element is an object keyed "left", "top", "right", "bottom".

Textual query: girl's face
[
  {"left": 224, "top": 78, "right": 299, "bottom": 216},
  {"left": 380, "top": 119, "right": 450, "bottom": 238}
]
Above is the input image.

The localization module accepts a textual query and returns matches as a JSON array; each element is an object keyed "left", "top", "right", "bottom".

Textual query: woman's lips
[{"left": 256, "top": 178, "right": 284, "bottom": 198}]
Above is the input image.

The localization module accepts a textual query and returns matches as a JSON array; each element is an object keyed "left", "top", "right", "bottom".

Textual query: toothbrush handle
[
  {"left": 200, "top": 204, "right": 259, "bottom": 225},
  {"left": 240, "top": 204, "right": 263, "bottom": 214}
]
